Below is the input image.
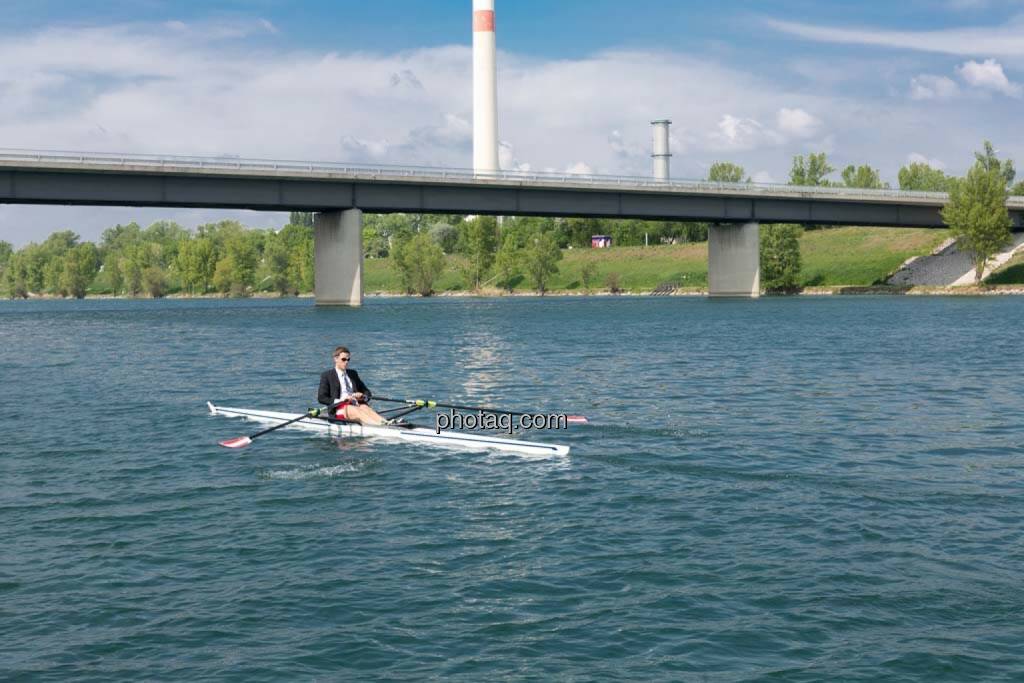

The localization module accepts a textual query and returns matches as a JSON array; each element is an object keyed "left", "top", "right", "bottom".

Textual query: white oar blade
[
  {"left": 219, "top": 436, "right": 253, "bottom": 449},
  {"left": 566, "top": 416, "right": 589, "bottom": 424}
]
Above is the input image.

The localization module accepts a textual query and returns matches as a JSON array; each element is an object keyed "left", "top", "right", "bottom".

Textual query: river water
[{"left": 2, "top": 295, "right": 1022, "bottom": 681}]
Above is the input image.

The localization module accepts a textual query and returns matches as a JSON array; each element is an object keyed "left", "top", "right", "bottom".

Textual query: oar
[
  {"left": 219, "top": 405, "right": 330, "bottom": 449},
  {"left": 373, "top": 396, "right": 588, "bottom": 424}
]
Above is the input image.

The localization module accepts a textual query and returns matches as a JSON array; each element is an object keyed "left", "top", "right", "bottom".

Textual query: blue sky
[{"left": 2, "top": 0, "right": 1023, "bottom": 245}]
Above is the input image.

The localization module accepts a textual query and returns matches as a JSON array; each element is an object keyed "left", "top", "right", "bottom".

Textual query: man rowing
[{"left": 317, "top": 345, "right": 388, "bottom": 426}]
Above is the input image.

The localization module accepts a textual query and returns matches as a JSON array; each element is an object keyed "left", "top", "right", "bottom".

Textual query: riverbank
[
  {"left": 13, "top": 226, "right": 1024, "bottom": 300},
  {"left": 363, "top": 227, "right": 951, "bottom": 293},
  {"left": 389, "top": 284, "right": 1024, "bottom": 297},
  {"left": 15, "top": 282, "right": 1024, "bottom": 301}
]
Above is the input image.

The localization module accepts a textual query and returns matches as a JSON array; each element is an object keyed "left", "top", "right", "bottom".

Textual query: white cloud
[
  {"left": 565, "top": 161, "right": 594, "bottom": 175},
  {"left": 608, "top": 129, "right": 645, "bottom": 160},
  {"left": 751, "top": 170, "right": 776, "bottom": 184},
  {"left": 956, "top": 58, "right": 1023, "bottom": 97},
  {"left": 776, "top": 107, "right": 821, "bottom": 138},
  {"left": 765, "top": 16, "right": 1024, "bottom": 57},
  {"left": 945, "top": 0, "right": 1024, "bottom": 9},
  {"left": 0, "top": 20, "right": 1020, "bottom": 244},
  {"left": 710, "top": 115, "right": 770, "bottom": 150},
  {"left": 498, "top": 141, "right": 530, "bottom": 171},
  {"left": 909, "top": 74, "right": 960, "bottom": 100}
]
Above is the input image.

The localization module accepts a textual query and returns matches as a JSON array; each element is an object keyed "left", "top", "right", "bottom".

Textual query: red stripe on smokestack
[{"left": 473, "top": 10, "right": 495, "bottom": 32}]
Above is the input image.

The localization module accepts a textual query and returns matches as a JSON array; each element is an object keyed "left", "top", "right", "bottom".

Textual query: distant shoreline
[{"left": 10, "top": 284, "right": 1024, "bottom": 301}]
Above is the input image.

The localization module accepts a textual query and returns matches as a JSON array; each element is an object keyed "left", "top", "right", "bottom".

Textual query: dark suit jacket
[{"left": 318, "top": 368, "right": 371, "bottom": 407}]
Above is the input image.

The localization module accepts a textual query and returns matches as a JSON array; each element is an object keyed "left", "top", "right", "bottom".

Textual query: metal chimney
[
  {"left": 651, "top": 119, "right": 671, "bottom": 181},
  {"left": 473, "top": 0, "right": 499, "bottom": 173}
]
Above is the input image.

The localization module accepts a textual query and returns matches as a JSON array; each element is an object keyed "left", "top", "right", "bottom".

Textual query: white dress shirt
[{"left": 335, "top": 368, "right": 354, "bottom": 400}]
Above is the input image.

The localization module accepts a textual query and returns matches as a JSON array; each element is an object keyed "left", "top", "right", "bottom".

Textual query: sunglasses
[{"left": 335, "top": 356, "right": 351, "bottom": 361}]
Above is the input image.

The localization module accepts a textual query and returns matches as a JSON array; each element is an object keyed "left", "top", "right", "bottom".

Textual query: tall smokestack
[
  {"left": 473, "top": 0, "right": 499, "bottom": 173},
  {"left": 651, "top": 119, "right": 672, "bottom": 181}
]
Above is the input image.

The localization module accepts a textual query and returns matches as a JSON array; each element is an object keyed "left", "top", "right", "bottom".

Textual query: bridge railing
[{"left": 1, "top": 147, "right": 1021, "bottom": 207}]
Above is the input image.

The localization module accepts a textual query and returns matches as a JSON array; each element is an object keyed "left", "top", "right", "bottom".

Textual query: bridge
[{"left": 2, "top": 149, "right": 1022, "bottom": 302}]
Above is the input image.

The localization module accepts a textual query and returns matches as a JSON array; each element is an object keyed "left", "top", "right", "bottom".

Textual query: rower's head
[{"left": 333, "top": 346, "right": 351, "bottom": 370}]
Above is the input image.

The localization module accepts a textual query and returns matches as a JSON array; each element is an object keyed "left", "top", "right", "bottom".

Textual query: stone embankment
[{"left": 887, "top": 233, "right": 1024, "bottom": 286}]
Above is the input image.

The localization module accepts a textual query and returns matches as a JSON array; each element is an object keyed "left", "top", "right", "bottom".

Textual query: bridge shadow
[{"left": 986, "top": 263, "right": 1024, "bottom": 285}]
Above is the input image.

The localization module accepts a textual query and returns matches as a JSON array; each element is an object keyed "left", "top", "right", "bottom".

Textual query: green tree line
[{"left": 1, "top": 213, "right": 316, "bottom": 299}]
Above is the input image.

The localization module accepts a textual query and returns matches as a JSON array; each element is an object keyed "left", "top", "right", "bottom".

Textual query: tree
[
  {"left": 666, "top": 221, "right": 709, "bottom": 243},
  {"left": 33, "top": 230, "right": 80, "bottom": 295},
  {"left": 941, "top": 162, "right": 1013, "bottom": 284},
  {"left": 61, "top": 243, "right": 99, "bottom": 298},
  {"left": 493, "top": 233, "right": 521, "bottom": 293},
  {"left": 363, "top": 213, "right": 415, "bottom": 256},
  {"left": 789, "top": 153, "right": 834, "bottom": 187},
  {"left": 143, "top": 220, "right": 188, "bottom": 266},
  {"left": 262, "top": 231, "right": 295, "bottom": 295},
  {"left": 392, "top": 232, "right": 446, "bottom": 296},
  {"left": 43, "top": 258, "right": 66, "bottom": 296},
  {"left": 289, "top": 236, "right": 314, "bottom": 293},
  {"left": 363, "top": 223, "right": 388, "bottom": 258},
  {"left": 1012, "top": 181, "right": 1024, "bottom": 197},
  {"left": 561, "top": 217, "right": 600, "bottom": 249},
  {"left": 101, "top": 222, "right": 142, "bottom": 253},
  {"left": 143, "top": 266, "right": 168, "bottom": 298},
  {"left": 289, "top": 212, "right": 315, "bottom": 228},
  {"left": 274, "top": 223, "right": 314, "bottom": 292},
  {"left": 841, "top": 164, "right": 885, "bottom": 189},
  {"left": 217, "top": 233, "right": 260, "bottom": 296},
  {"left": 196, "top": 219, "right": 246, "bottom": 258},
  {"left": 708, "top": 162, "right": 746, "bottom": 183},
  {"left": 4, "top": 252, "right": 30, "bottom": 298},
  {"left": 212, "top": 257, "right": 235, "bottom": 295},
  {"left": 176, "top": 237, "right": 216, "bottom": 295},
  {"left": 428, "top": 222, "right": 459, "bottom": 254},
  {"left": 760, "top": 224, "right": 803, "bottom": 293},
  {"left": 523, "top": 231, "right": 562, "bottom": 294},
  {"left": 605, "top": 272, "right": 622, "bottom": 294},
  {"left": 974, "top": 140, "right": 1015, "bottom": 187},
  {"left": 0, "top": 241, "right": 11, "bottom": 296},
  {"left": 580, "top": 260, "right": 598, "bottom": 293},
  {"left": 609, "top": 219, "right": 647, "bottom": 246},
  {"left": 20, "top": 243, "right": 48, "bottom": 294},
  {"left": 898, "top": 163, "right": 950, "bottom": 192},
  {"left": 104, "top": 256, "right": 124, "bottom": 294},
  {"left": 119, "top": 242, "right": 161, "bottom": 296},
  {"left": 460, "top": 216, "right": 497, "bottom": 290}
]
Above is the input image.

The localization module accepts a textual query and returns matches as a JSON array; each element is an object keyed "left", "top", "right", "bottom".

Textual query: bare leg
[{"left": 342, "top": 403, "right": 386, "bottom": 426}]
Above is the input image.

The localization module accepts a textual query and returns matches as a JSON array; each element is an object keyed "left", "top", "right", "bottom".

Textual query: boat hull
[{"left": 208, "top": 403, "right": 570, "bottom": 457}]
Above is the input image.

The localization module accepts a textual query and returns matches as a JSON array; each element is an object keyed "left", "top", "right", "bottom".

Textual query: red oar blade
[
  {"left": 566, "top": 416, "right": 589, "bottom": 425},
  {"left": 219, "top": 436, "right": 253, "bottom": 449}
]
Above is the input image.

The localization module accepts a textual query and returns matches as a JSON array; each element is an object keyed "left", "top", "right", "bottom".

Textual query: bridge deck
[{"left": 1, "top": 150, "right": 1021, "bottom": 229}]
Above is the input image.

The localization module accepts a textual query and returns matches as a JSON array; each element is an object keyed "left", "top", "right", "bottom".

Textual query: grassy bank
[
  {"left": 987, "top": 250, "right": 1024, "bottom": 285},
  {"left": 14, "top": 226, "right": 951, "bottom": 298},
  {"left": 365, "top": 227, "right": 951, "bottom": 294}
]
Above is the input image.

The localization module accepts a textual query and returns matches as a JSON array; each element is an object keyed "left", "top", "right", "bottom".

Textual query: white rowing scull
[{"left": 208, "top": 402, "right": 571, "bottom": 457}]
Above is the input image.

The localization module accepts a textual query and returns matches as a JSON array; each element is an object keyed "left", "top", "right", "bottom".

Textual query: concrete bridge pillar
[
  {"left": 314, "top": 209, "right": 363, "bottom": 306},
  {"left": 708, "top": 222, "right": 760, "bottom": 298}
]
